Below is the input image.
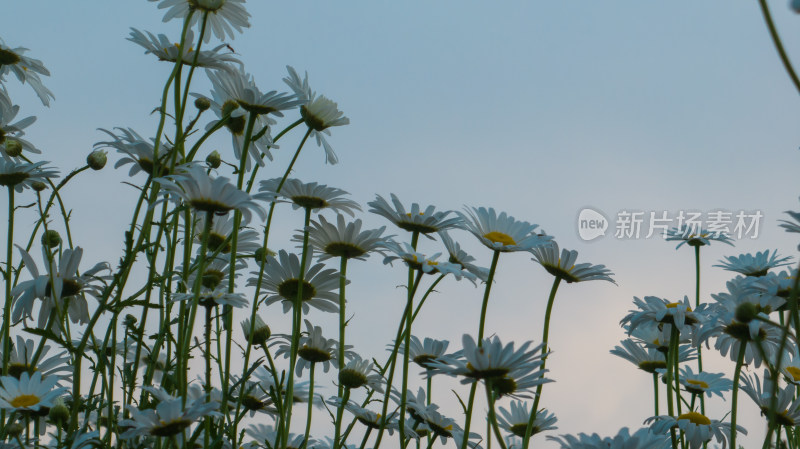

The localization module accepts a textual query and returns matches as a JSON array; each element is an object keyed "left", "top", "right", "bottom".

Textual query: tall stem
[
  {"left": 2, "top": 188, "right": 14, "bottom": 376},
  {"left": 730, "top": 344, "right": 746, "bottom": 449},
  {"left": 523, "top": 276, "right": 561, "bottom": 449}
]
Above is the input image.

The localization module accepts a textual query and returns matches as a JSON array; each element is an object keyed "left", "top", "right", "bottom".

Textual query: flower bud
[
  {"left": 194, "top": 97, "right": 211, "bottom": 111},
  {"left": 49, "top": 399, "right": 70, "bottom": 425},
  {"left": 41, "top": 230, "right": 62, "bottom": 248},
  {"left": 87, "top": 149, "right": 107, "bottom": 170},
  {"left": 31, "top": 181, "right": 47, "bottom": 192},
  {"left": 124, "top": 314, "right": 138, "bottom": 328},
  {"left": 4, "top": 140, "right": 22, "bottom": 157},
  {"left": 254, "top": 247, "right": 275, "bottom": 263},
  {"left": 735, "top": 302, "right": 758, "bottom": 323},
  {"left": 5, "top": 423, "right": 23, "bottom": 438},
  {"left": 206, "top": 150, "right": 221, "bottom": 169}
]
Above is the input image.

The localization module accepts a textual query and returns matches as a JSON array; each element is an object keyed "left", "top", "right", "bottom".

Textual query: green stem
[
  {"left": 758, "top": 0, "right": 800, "bottom": 95},
  {"left": 731, "top": 343, "right": 746, "bottom": 449},
  {"left": 485, "top": 382, "right": 508, "bottom": 449},
  {"left": 2, "top": 188, "right": 14, "bottom": 376},
  {"left": 303, "top": 363, "right": 316, "bottom": 449},
  {"left": 399, "top": 232, "right": 422, "bottom": 445},
  {"left": 477, "top": 251, "right": 501, "bottom": 342},
  {"left": 523, "top": 276, "right": 561, "bottom": 449},
  {"left": 666, "top": 325, "right": 678, "bottom": 449},
  {"left": 333, "top": 257, "right": 349, "bottom": 449}
]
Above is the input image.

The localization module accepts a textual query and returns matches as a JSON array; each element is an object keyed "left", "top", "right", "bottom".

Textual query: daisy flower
[
  {"left": 497, "top": 401, "right": 558, "bottom": 438},
  {"left": 678, "top": 366, "right": 732, "bottom": 399},
  {"left": 383, "top": 241, "right": 479, "bottom": 282},
  {"left": 96, "top": 127, "right": 172, "bottom": 177},
  {"left": 259, "top": 178, "right": 361, "bottom": 217},
  {"left": 665, "top": 225, "right": 734, "bottom": 248},
  {"left": 418, "top": 408, "right": 483, "bottom": 449},
  {"left": 241, "top": 314, "right": 271, "bottom": 346},
  {"left": 548, "top": 427, "right": 669, "bottom": 449},
  {"left": 197, "top": 68, "right": 300, "bottom": 171},
  {"left": 119, "top": 385, "right": 220, "bottom": 438},
  {"left": 193, "top": 212, "right": 261, "bottom": 255},
  {"left": 741, "top": 369, "right": 800, "bottom": 427},
  {"left": 7, "top": 336, "right": 71, "bottom": 383},
  {"left": 274, "top": 320, "right": 351, "bottom": 376},
  {"left": 780, "top": 199, "right": 800, "bottom": 236},
  {"left": 300, "top": 214, "right": 389, "bottom": 261},
  {"left": 0, "top": 159, "right": 58, "bottom": 192},
  {"left": 620, "top": 296, "right": 704, "bottom": 337},
  {"left": 128, "top": 28, "right": 243, "bottom": 73},
  {"left": 646, "top": 413, "right": 743, "bottom": 449},
  {"left": 0, "top": 37, "right": 54, "bottom": 106},
  {"left": 249, "top": 250, "right": 342, "bottom": 314},
  {"left": 284, "top": 66, "right": 349, "bottom": 164},
  {"left": 253, "top": 367, "right": 319, "bottom": 406},
  {"left": 457, "top": 206, "right": 552, "bottom": 252},
  {"left": 335, "top": 399, "right": 398, "bottom": 431},
  {"left": 155, "top": 164, "right": 266, "bottom": 225},
  {"left": 531, "top": 241, "right": 615, "bottom": 284},
  {"left": 432, "top": 335, "right": 548, "bottom": 389},
  {"left": 0, "top": 88, "right": 40, "bottom": 157},
  {"left": 246, "top": 424, "right": 312, "bottom": 449},
  {"left": 171, "top": 285, "right": 249, "bottom": 308},
  {"left": 611, "top": 339, "right": 667, "bottom": 374},
  {"left": 338, "top": 354, "right": 384, "bottom": 392},
  {"left": 396, "top": 335, "right": 458, "bottom": 372},
  {"left": 0, "top": 371, "right": 66, "bottom": 412},
  {"left": 748, "top": 268, "right": 797, "bottom": 309},
  {"left": 779, "top": 347, "right": 800, "bottom": 385},
  {"left": 368, "top": 193, "right": 462, "bottom": 236},
  {"left": 12, "top": 245, "right": 110, "bottom": 328},
  {"left": 440, "top": 231, "right": 490, "bottom": 281},
  {"left": 695, "top": 284, "right": 787, "bottom": 368},
  {"left": 149, "top": 0, "right": 250, "bottom": 43},
  {"left": 714, "top": 249, "right": 792, "bottom": 277}
]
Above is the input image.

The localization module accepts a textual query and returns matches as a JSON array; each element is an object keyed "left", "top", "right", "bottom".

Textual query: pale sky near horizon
[{"left": 3, "top": 1, "right": 800, "bottom": 447}]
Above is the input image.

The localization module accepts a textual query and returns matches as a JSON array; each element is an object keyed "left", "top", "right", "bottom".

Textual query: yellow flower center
[
  {"left": 426, "top": 260, "right": 438, "bottom": 266},
  {"left": 405, "top": 212, "right": 424, "bottom": 217},
  {"left": 677, "top": 412, "right": 710, "bottom": 425},
  {"left": 11, "top": 394, "right": 40, "bottom": 408},
  {"left": 687, "top": 379, "right": 709, "bottom": 389},
  {"left": 484, "top": 231, "right": 516, "bottom": 246},
  {"left": 787, "top": 366, "right": 800, "bottom": 381},
  {"left": 665, "top": 302, "right": 692, "bottom": 312}
]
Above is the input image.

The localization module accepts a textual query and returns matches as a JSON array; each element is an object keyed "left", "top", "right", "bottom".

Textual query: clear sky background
[{"left": 3, "top": 1, "right": 800, "bottom": 447}]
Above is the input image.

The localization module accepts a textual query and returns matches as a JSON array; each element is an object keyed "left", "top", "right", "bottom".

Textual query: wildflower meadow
[{"left": 2, "top": 1, "right": 800, "bottom": 449}]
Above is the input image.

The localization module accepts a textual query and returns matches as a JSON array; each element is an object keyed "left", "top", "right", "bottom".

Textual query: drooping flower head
[
  {"left": 284, "top": 66, "right": 349, "bottom": 164},
  {"left": 0, "top": 37, "right": 54, "bottom": 106},
  {"left": 0, "top": 159, "right": 58, "bottom": 192},
  {"left": 0, "top": 87, "right": 40, "bottom": 157}
]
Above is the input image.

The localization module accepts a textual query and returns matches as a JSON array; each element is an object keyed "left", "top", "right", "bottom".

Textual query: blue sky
[{"left": 3, "top": 1, "right": 800, "bottom": 447}]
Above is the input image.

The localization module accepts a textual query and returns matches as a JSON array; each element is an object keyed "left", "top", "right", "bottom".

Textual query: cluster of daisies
[
  {"left": 0, "top": 1, "right": 623, "bottom": 449},
  {"left": 4, "top": 1, "right": 800, "bottom": 449}
]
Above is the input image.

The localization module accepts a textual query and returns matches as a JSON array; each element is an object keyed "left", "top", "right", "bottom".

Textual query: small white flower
[
  {"left": 119, "top": 385, "right": 220, "bottom": 438},
  {"left": 259, "top": 178, "right": 361, "bottom": 217},
  {"left": 0, "top": 88, "right": 40, "bottom": 157},
  {"left": 497, "top": 401, "right": 558, "bottom": 438},
  {"left": 128, "top": 28, "right": 243, "bottom": 73},
  {"left": 646, "top": 413, "right": 744, "bottom": 449},
  {"left": 714, "top": 249, "right": 792, "bottom": 277},
  {"left": 548, "top": 427, "right": 669, "bottom": 449},
  {"left": 665, "top": 225, "right": 734, "bottom": 249}
]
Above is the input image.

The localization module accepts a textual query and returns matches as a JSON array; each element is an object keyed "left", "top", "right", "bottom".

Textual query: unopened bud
[
  {"left": 4, "top": 140, "right": 22, "bottom": 157},
  {"left": 195, "top": 97, "right": 211, "bottom": 111},
  {"left": 87, "top": 150, "right": 107, "bottom": 170},
  {"left": 49, "top": 399, "right": 70, "bottom": 425},
  {"left": 206, "top": 150, "right": 221, "bottom": 169},
  {"left": 5, "top": 423, "right": 23, "bottom": 437},
  {"left": 41, "top": 230, "right": 62, "bottom": 248},
  {"left": 254, "top": 247, "right": 275, "bottom": 263},
  {"left": 31, "top": 181, "right": 47, "bottom": 192},
  {"left": 735, "top": 302, "right": 758, "bottom": 323}
]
